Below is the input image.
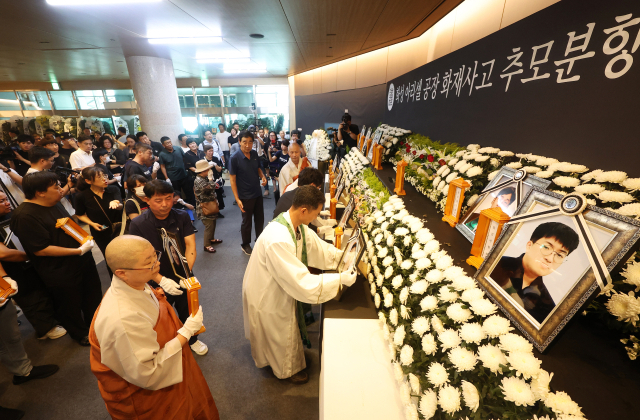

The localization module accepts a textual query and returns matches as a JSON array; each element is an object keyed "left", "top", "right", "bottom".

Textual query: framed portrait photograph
[
  {"left": 335, "top": 178, "right": 347, "bottom": 203},
  {"left": 332, "top": 155, "right": 340, "bottom": 173},
  {"left": 0, "top": 220, "right": 25, "bottom": 252},
  {"left": 475, "top": 188, "right": 640, "bottom": 352},
  {"left": 338, "top": 196, "right": 355, "bottom": 230},
  {"left": 457, "top": 167, "right": 552, "bottom": 243},
  {"left": 337, "top": 227, "right": 365, "bottom": 273},
  {"left": 334, "top": 169, "right": 343, "bottom": 192}
]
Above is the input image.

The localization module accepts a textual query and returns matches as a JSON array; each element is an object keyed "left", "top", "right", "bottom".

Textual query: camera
[
  {"left": 55, "top": 167, "right": 79, "bottom": 184},
  {"left": 0, "top": 145, "right": 16, "bottom": 161}
]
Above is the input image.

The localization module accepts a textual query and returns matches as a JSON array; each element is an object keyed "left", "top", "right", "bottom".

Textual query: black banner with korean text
[{"left": 383, "top": 0, "right": 640, "bottom": 175}]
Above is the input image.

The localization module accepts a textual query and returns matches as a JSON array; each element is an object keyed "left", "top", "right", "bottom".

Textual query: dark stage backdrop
[
  {"left": 383, "top": 0, "right": 640, "bottom": 175},
  {"left": 295, "top": 84, "right": 386, "bottom": 135}
]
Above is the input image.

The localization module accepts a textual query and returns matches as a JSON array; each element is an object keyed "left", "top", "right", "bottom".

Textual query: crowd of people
[{"left": 0, "top": 121, "right": 355, "bottom": 420}]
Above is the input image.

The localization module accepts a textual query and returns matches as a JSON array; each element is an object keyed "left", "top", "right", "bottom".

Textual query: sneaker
[
  {"left": 13, "top": 364, "right": 59, "bottom": 385},
  {"left": 37, "top": 325, "right": 67, "bottom": 340},
  {"left": 241, "top": 244, "right": 252, "bottom": 255},
  {"left": 0, "top": 405, "right": 25, "bottom": 420},
  {"left": 288, "top": 370, "right": 309, "bottom": 385},
  {"left": 190, "top": 340, "right": 209, "bottom": 355}
]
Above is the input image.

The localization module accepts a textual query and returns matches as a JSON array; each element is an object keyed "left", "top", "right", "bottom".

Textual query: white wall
[{"left": 293, "top": 0, "right": 560, "bottom": 96}]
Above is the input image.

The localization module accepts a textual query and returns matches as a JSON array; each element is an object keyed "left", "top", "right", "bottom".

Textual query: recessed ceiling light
[
  {"left": 51, "top": 82, "right": 60, "bottom": 90},
  {"left": 148, "top": 37, "right": 222, "bottom": 45},
  {"left": 249, "top": 34, "right": 264, "bottom": 39},
  {"left": 47, "top": 0, "right": 160, "bottom": 5},
  {"left": 201, "top": 79, "right": 210, "bottom": 87},
  {"left": 224, "top": 69, "right": 267, "bottom": 74},
  {"left": 197, "top": 58, "right": 250, "bottom": 64}
]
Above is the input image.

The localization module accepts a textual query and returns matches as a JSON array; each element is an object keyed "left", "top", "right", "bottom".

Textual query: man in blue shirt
[{"left": 229, "top": 131, "right": 268, "bottom": 255}]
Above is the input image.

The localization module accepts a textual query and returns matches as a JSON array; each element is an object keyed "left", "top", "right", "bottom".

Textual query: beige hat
[{"left": 194, "top": 159, "right": 211, "bottom": 173}]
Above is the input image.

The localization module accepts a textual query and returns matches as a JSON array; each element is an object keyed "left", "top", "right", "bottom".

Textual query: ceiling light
[
  {"left": 52, "top": 82, "right": 60, "bottom": 90},
  {"left": 148, "top": 37, "right": 222, "bottom": 45},
  {"left": 224, "top": 69, "right": 267, "bottom": 74},
  {"left": 196, "top": 58, "right": 250, "bottom": 64},
  {"left": 249, "top": 34, "right": 264, "bottom": 39},
  {"left": 201, "top": 79, "right": 210, "bottom": 87},
  {"left": 47, "top": 0, "right": 160, "bottom": 5}
]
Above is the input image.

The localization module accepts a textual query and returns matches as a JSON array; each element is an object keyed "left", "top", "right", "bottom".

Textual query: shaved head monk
[{"left": 88, "top": 235, "right": 219, "bottom": 419}]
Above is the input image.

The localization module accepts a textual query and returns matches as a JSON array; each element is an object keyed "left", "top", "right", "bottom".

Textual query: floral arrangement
[
  {"left": 347, "top": 170, "right": 585, "bottom": 420},
  {"left": 304, "top": 129, "right": 332, "bottom": 161},
  {"left": 375, "top": 124, "right": 411, "bottom": 162},
  {"left": 387, "top": 133, "right": 640, "bottom": 360}
]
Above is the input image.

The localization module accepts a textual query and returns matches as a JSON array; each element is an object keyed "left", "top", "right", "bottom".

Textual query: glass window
[
  {"left": 49, "top": 91, "right": 76, "bottom": 110},
  {"left": 105, "top": 89, "right": 134, "bottom": 103},
  {"left": 256, "top": 85, "right": 289, "bottom": 108},
  {"left": 17, "top": 91, "right": 51, "bottom": 110},
  {"left": 177, "top": 88, "right": 195, "bottom": 108},
  {"left": 75, "top": 90, "right": 105, "bottom": 110},
  {"left": 256, "top": 93, "right": 277, "bottom": 107},
  {"left": 198, "top": 115, "right": 223, "bottom": 132},
  {"left": 0, "top": 92, "right": 21, "bottom": 111},
  {"left": 221, "top": 86, "right": 253, "bottom": 107},
  {"left": 194, "top": 88, "right": 221, "bottom": 108}
]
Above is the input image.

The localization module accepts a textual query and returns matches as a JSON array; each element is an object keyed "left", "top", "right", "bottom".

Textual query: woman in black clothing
[
  {"left": 124, "top": 174, "right": 150, "bottom": 221},
  {"left": 228, "top": 128, "right": 239, "bottom": 149},
  {"left": 124, "top": 135, "right": 137, "bottom": 160},
  {"left": 93, "top": 149, "right": 124, "bottom": 198},
  {"left": 74, "top": 166, "right": 123, "bottom": 278},
  {"left": 97, "top": 135, "right": 126, "bottom": 174},
  {"left": 183, "top": 138, "right": 205, "bottom": 179}
]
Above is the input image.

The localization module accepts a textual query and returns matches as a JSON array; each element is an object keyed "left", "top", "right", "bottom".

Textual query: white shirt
[
  {"left": 26, "top": 168, "right": 39, "bottom": 175},
  {"left": 69, "top": 149, "right": 94, "bottom": 170},
  {"left": 216, "top": 131, "right": 231, "bottom": 152},
  {"left": 279, "top": 158, "right": 303, "bottom": 196},
  {"left": 198, "top": 139, "right": 222, "bottom": 159},
  {"left": 243, "top": 211, "right": 342, "bottom": 379},
  {"left": 253, "top": 136, "right": 265, "bottom": 157},
  {"left": 93, "top": 276, "right": 184, "bottom": 390}
]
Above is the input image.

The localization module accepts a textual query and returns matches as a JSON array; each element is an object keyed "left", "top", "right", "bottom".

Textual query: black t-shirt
[
  {"left": 58, "top": 147, "right": 74, "bottom": 158},
  {"left": 158, "top": 148, "right": 187, "bottom": 181},
  {"left": 183, "top": 150, "right": 204, "bottom": 175},
  {"left": 271, "top": 151, "right": 289, "bottom": 170},
  {"left": 341, "top": 124, "right": 360, "bottom": 149},
  {"left": 52, "top": 154, "right": 69, "bottom": 171},
  {"left": 13, "top": 149, "right": 30, "bottom": 177},
  {"left": 124, "top": 195, "right": 148, "bottom": 217},
  {"left": 123, "top": 160, "right": 152, "bottom": 185},
  {"left": 128, "top": 208, "right": 195, "bottom": 281},
  {"left": 228, "top": 135, "right": 239, "bottom": 146},
  {"left": 74, "top": 188, "right": 121, "bottom": 236},
  {"left": 10, "top": 201, "right": 93, "bottom": 286},
  {"left": 0, "top": 214, "right": 44, "bottom": 295}
]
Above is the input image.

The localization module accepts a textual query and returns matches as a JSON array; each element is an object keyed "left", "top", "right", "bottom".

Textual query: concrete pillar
[{"left": 125, "top": 55, "right": 183, "bottom": 143}]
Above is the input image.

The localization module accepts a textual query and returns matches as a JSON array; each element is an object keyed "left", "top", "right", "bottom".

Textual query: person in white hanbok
[
  {"left": 278, "top": 142, "right": 303, "bottom": 196},
  {"left": 243, "top": 186, "right": 357, "bottom": 384}
]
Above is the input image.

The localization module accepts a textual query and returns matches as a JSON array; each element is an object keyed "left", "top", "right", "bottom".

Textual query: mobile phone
[{"left": 101, "top": 225, "right": 109, "bottom": 230}]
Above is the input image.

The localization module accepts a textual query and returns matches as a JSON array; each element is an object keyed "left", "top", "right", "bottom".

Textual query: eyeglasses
[
  {"left": 535, "top": 242, "right": 568, "bottom": 264},
  {"left": 120, "top": 250, "right": 162, "bottom": 271}
]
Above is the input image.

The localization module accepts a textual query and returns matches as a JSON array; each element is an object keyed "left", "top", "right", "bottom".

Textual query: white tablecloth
[{"left": 320, "top": 318, "right": 405, "bottom": 420}]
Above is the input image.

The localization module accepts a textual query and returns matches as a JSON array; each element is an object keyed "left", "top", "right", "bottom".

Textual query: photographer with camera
[
  {"left": 337, "top": 111, "right": 359, "bottom": 150},
  {"left": 26, "top": 146, "right": 55, "bottom": 175},
  {"left": 10, "top": 135, "right": 34, "bottom": 177},
  {"left": 10, "top": 171, "right": 102, "bottom": 346}
]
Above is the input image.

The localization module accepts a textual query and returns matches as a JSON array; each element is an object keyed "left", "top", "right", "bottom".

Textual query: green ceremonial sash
[{"left": 274, "top": 213, "right": 312, "bottom": 349}]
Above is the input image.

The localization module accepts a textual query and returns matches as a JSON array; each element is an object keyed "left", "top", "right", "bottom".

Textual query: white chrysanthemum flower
[
  {"left": 436, "top": 254, "right": 453, "bottom": 270},
  {"left": 535, "top": 170, "right": 553, "bottom": 179},
  {"left": 424, "top": 239, "right": 440, "bottom": 254},
  {"left": 536, "top": 157, "right": 559, "bottom": 166},
  {"left": 622, "top": 177, "right": 640, "bottom": 190},
  {"left": 523, "top": 166, "right": 541, "bottom": 174},
  {"left": 403, "top": 236, "right": 412, "bottom": 247},
  {"left": 438, "top": 385, "right": 461, "bottom": 414},
  {"left": 399, "top": 380, "right": 411, "bottom": 405},
  {"left": 384, "top": 266, "right": 394, "bottom": 279},
  {"left": 377, "top": 310, "right": 386, "bottom": 324},
  {"left": 460, "top": 322, "right": 486, "bottom": 344},
  {"left": 451, "top": 275, "right": 476, "bottom": 291},
  {"left": 374, "top": 233, "right": 383, "bottom": 244},
  {"left": 487, "top": 170, "right": 500, "bottom": 181},
  {"left": 506, "top": 351, "right": 541, "bottom": 379},
  {"left": 478, "top": 147, "right": 500, "bottom": 154},
  {"left": 531, "top": 369, "right": 553, "bottom": 401},
  {"left": 470, "top": 298, "right": 498, "bottom": 317},
  {"left": 420, "top": 333, "right": 437, "bottom": 356},
  {"left": 439, "top": 285, "right": 459, "bottom": 303},
  {"left": 416, "top": 228, "right": 434, "bottom": 244},
  {"left": 507, "top": 162, "right": 523, "bottom": 169},
  {"left": 483, "top": 315, "right": 514, "bottom": 337},
  {"left": 401, "top": 260, "right": 413, "bottom": 271},
  {"left": 501, "top": 376, "right": 536, "bottom": 406},
  {"left": 418, "top": 296, "right": 437, "bottom": 312},
  {"left": 410, "top": 221, "right": 424, "bottom": 233},
  {"left": 490, "top": 157, "right": 500, "bottom": 167},
  {"left": 386, "top": 234, "right": 395, "bottom": 247},
  {"left": 466, "top": 166, "right": 483, "bottom": 177},
  {"left": 389, "top": 308, "right": 398, "bottom": 326},
  {"left": 574, "top": 183, "right": 605, "bottom": 195},
  {"left": 441, "top": 265, "right": 463, "bottom": 280},
  {"left": 431, "top": 315, "right": 445, "bottom": 333},
  {"left": 400, "top": 344, "right": 413, "bottom": 366},
  {"left": 605, "top": 291, "right": 640, "bottom": 323},
  {"left": 553, "top": 176, "right": 580, "bottom": 188},
  {"left": 581, "top": 169, "right": 602, "bottom": 181},
  {"left": 408, "top": 372, "right": 421, "bottom": 395},
  {"left": 392, "top": 275, "right": 403, "bottom": 289},
  {"left": 419, "top": 389, "right": 438, "bottom": 419},
  {"left": 437, "top": 180, "right": 446, "bottom": 191},
  {"left": 616, "top": 203, "right": 640, "bottom": 217},
  {"left": 381, "top": 255, "right": 393, "bottom": 266},
  {"left": 459, "top": 163, "right": 473, "bottom": 174},
  {"left": 461, "top": 288, "right": 484, "bottom": 302},
  {"left": 436, "top": 165, "right": 448, "bottom": 176},
  {"left": 454, "top": 160, "right": 467, "bottom": 171},
  {"left": 467, "top": 144, "right": 481, "bottom": 151},
  {"left": 599, "top": 190, "right": 635, "bottom": 203},
  {"left": 477, "top": 344, "right": 507, "bottom": 373},
  {"left": 384, "top": 293, "right": 394, "bottom": 308},
  {"left": 373, "top": 210, "right": 384, "bottom": 218},
  {"left": 442, "top": 166, "right": 451, "bottom": 177},
  {"left": 395, "top": 227, "right": 409, "bottom": 237},
  {"left": 376, "top": 274, "right": 384, "bottom": 287},
  {"left": 594, "top": 170, "right": 627, "bottom": 183},
  {"left": 404, "top": 404, "right": 419, "bottom": 420},
  {"left": 411, "top": 316, "right": 430, "bottom": 336},
  {"left": 446, "top": 303, "right": 472, "bottom": 323},
  {"left": 544, "top": 391, "right": 584, "bottom": 417},
  {"left": 408, "top": 272, "right": 419, "bottom": 283},
  {"left": 426, "top": 269, "right": 444, "bottom": 284},
  {"left": 499, "top": 333, "right": 534, "bottom": 353},
  {"left": 382, "top": 323, "right": 391, "bottom": 340},
  {"left": 439, "top": 329, "right": 462, "bottom": 350},
  {"left": 445, "top": 172, "right": 459, "bottom": 183},
  {"left": 374, "top": 292, "right": 381, "bottom": 307},
  {"left": 400, "top": 287, "right": 409, "bottom": 305},
  {"left": 467, "top": 194, "right": 479, "bottom": 207},
  {"left": 427, "top": 362, "right": 449, "bottom": 387},
  {"left": 498, "top": 150, "right": 514, "bottom": 157},
  {"left": 449, "top": 346, "right": 477, "bottom": 372},
  {"left": 381, "top": 221, "right": 389, "bottom": 231},
  {"left": 393, "top": 362, "right": 404, "bottom": 382},
  {"left": 622, "top": 260, "right": 640, "bottom": 291},
  {"left": 460, "top": 380, "right": 480, "bottom": 412},
  {"left": 412, "top": 249, "right": 427, "bottom": 260},
  {"left": 410, "top": 280, "right": 428, "bottom": 295},
  {"left": 400, "top": 305, "right": 411, "bottom": 320}
]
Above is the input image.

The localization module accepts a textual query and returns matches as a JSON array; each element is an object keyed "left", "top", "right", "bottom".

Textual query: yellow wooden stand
[
  {"left": 466, "top": 207, "right": 510, "bottom": 269},
  {"left": 373, "top": 145, "right": 384, "bottom": 170},
  {"left": 441, "top": 178, "right": 471, "bottom": 227},
  {"left": 183, "top": 277, "right": 206, "bottom": 335},
  {"left": 330, "top": 184, "right": 336, "bottom": 199},
  {"left": 334, "top": 226, "right": 343, "bottom": 249},
  {"left": 394, "top": 160, "right": 408, "bottom": 196},
  {"left": 330, "top": 197, "right": 337, "bottom": 220}
]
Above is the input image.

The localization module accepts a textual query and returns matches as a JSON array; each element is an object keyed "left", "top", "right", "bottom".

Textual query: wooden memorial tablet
[
  {"left": 56, "top": 217, "right": 93, "bottom": 245},
  {"left": 394, "top": 160, "right": 408, "bottom": 196},
  {"left": 466, "top": 207, "right": 510, "bottom": 269},
  {"left": 0, "top": 277, "right": 14, "bottom": 300},
  {"left": 441, "top": 178, "right": 471, "bottom": 227},
  {"left": 183, "top": 276, "right": 206, "bottom": 335}
]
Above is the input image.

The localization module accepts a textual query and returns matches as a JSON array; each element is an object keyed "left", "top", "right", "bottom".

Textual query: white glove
[
  {"left": 3, "top": 277, "right": 18, "bottom": 297},
  {"left": 152, "top": 162, "right": 160, "bottom": 173},
  {"left": 178, "top": 198, "right": 186, "bottom": 205},
  {"left": 341, "top": 270, "right": 357, "bottom": 287},
  {"left": 178, "top": 305, "right": 203, "bottom": 339},
  {"left": 79, "top": 240, "right": 95, "bottom": 256},
  {"left": 159, "top": 276, "right": 183, "bottom": 296},
  {"left": 323, "top": 219, "right": 337, "bottom": 227}
]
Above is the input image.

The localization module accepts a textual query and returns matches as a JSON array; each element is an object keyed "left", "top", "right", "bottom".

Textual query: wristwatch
[{"left": 2, "top": 167, "right": 9, "bottom": 173}]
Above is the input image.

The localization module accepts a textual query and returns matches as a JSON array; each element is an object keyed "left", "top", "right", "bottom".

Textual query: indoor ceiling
[{"left": 0, "top": 0, "right": 463, "bottom": 84}]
